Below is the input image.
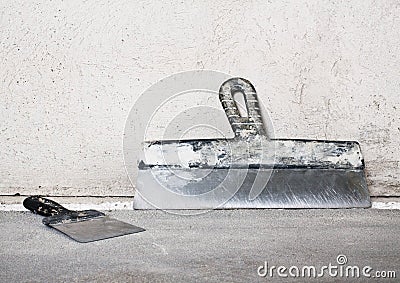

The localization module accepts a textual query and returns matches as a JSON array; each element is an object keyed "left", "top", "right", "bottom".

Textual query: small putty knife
[{"left": 23, "top": 196, "right": 145, "bottom": 243}]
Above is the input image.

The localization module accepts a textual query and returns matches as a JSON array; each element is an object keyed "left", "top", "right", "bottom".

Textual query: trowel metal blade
[
  {"left": 49, "top": 216, "right": 145, "bottom": 243},
  {"left": 133, "top": 168, "right": 370, "bottom": 209}
]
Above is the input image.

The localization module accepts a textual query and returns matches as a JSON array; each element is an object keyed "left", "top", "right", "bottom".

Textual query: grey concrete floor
[{"left": 0, "top": 209, "right": 399, "bottom": 282}]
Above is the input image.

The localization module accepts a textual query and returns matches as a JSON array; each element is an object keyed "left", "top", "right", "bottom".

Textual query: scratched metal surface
[{"left": 134, "top": 169, "right": 370, "bottom": 209}]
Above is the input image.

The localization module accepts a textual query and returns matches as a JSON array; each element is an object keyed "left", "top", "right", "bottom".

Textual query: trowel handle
[
  {"left": 219, "top": 78, "right": 266, "bottom": 138},
  {"left": 23, "top": 196, "right": 70, "bottom": 217}
]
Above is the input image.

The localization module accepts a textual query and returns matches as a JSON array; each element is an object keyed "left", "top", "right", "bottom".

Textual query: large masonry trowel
[{"left": 133, "top": 77, "right": 371, "bottom": 209}]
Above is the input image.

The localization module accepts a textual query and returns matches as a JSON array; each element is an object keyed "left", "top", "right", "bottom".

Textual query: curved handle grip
[
  {"left": 23, "top": 196, "right": 70, "bottom": 217},
  {"left": 219, "top": 78, "right": 266, "bottom": 139}
]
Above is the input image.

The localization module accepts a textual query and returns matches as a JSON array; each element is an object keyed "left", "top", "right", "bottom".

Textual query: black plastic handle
[
  {"left": 23, "top": 196, "right": 106, "bottom": 225},
  {"left": 23, "top": 196, "right": 70, "bottom": 217},
  {"left": 219, "top": 77, "right": 266, "bottom": 138}
]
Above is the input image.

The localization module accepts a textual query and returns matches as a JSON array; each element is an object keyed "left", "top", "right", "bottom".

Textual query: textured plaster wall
[{"left": 1, "top": 0, "right": 399, "bottom": 197}]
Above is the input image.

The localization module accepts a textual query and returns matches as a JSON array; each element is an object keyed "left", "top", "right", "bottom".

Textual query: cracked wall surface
[{"left": 0, "top": 0, "right": 399, "bottom": 196}]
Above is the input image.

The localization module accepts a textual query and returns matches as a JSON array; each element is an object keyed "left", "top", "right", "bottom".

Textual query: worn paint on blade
[{"left": 141, "top": 138, "right": 363, "bottom": 169}]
